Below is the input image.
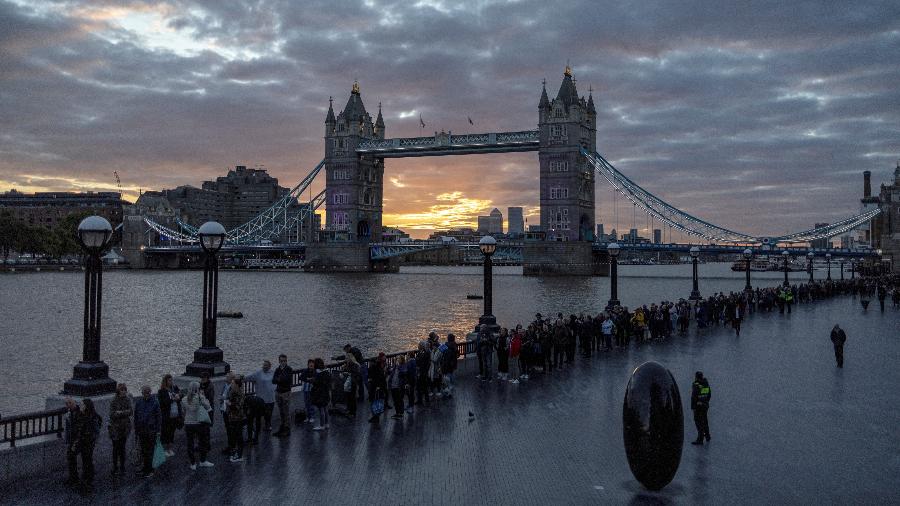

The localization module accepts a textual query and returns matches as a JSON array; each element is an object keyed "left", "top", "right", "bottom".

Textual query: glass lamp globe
[
  {"left": 77, "top": 216, "right": 113, "bottom": 251},
  {"left": 743, "top": 248, "right": 752, "bottom": 260},
  {"left": 689, "top": 246, "right": 700, "bottom": 258},
  {"left": 198, "top": 221, "right": 227, "bottom": 253},
  {"left": 479, "top": 235, "right": 497, "bottom": 256},
  {"left": 608, "top": 242, "right": 621, "bottom": 258}
]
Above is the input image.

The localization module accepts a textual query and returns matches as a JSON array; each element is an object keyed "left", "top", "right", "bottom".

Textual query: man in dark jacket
[
  {"left": 133, "top": 386, "right": 161, "bottom": 477},
  {"left": 272, "top": 354, "right": 293, "bottom": 436},
  {"left": 690, "top": 372, "right": 712, "bottom": 445},
  {"left": 441, "top": 334, "right": 459, "bottom": 397},
  {"left": 830, "top": 324, "right": 847, "bottom": 368},
  {"left": 63, "top": 398, "right": 82, "bottom": 487},
  {"left": 343, "top": 344, "right": 366, "bottom": 402}
]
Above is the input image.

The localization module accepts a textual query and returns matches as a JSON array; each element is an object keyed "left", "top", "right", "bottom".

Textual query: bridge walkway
[{"left": 2, "top": 297, "right": 896, "bottom": 504}]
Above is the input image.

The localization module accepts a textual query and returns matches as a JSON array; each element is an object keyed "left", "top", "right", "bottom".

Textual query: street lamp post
[
  {"left": 476, "top": 235, "right": 499, "bottom": 333},
  {"left": 689, "top": 246, "right": 702, "bottom": 301},
  {"left": 743, "top": 248, "right": 753, "bottom": 293},
  {"left": 606, "top": 243, "right": 621, "bottom": 310},
  {"left": 781, "top": 250, "right": 790, "bottom": 287},
  {"left": 826, "top": 253, "right": 832, "bottom": 281},
  {"left": 185, "top": 222, "right": 230, "bottom": 377},
  {"left": 807, "top": 252, "right": 814, "bottom": 283},
  {"left": 840, "top": 260, "right": 844, "bottom": 280},
  {"left": 850, "top": 260, "right": 856, "bottom": 279},
  {"left": 63, "top": 216, "right": 117, "bottom": 396}
]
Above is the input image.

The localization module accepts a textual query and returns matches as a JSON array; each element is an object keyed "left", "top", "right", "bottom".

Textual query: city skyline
[{"left": 2, "top": 0, "right": 899, "bottom": 239}]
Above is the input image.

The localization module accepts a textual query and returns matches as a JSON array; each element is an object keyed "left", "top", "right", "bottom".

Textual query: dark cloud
[{"left": 1, "top": 0, "right": 899, "bottom": 237}]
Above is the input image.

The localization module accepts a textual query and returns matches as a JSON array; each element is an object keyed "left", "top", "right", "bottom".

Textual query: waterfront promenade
[{"left": 1, "top": 295, "right": 897, "bottom": 505}]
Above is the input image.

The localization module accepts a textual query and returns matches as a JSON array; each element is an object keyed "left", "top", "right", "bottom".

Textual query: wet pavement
[{"left": 2, "top": 295, "right": 898, "bottom": 505}]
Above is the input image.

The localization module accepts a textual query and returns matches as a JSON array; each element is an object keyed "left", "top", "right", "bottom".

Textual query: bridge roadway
[
  {"left": 4, "top": 296, "right": 896, "bottom": 504},
  {"left": 143, "top": 240, "right": 877, "bottom": 260}
]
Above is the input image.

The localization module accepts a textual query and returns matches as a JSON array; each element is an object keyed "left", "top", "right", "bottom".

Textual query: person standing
[
  {"left": 246, "top": 360, "right": 276, "bottom": 432},
  {"left": 343, "top": 344, "right": 365, "bottom": 402},
  {"left": 601, "top": 316, "right": 614, "bottom": 351},
  {"left": 388, "top": 356, "right": 406, "bottom": 420},
  {"left": 73, "top": 399, "right": 102, "bottom": 492},
  {"left": 442, "top": 333, "right": 459, "bottom": 395},
  {"left": 63, "top": 398, "right": 82, "bottom": 488},
  {"left": 830, "top": 324, "right": 847, "bottom": 368},
  {"left": 198, "top": 372, "right": 216, "bottom": 428},
  {"left": 496, "top": 328, "right": 510, "bottom": 381},
  {"left": 690, "top": 372, "right": 712, "bottom": 445},
  {"left": 368, "top": 353, "right": 388, "bottom": 424},
  {"left": 226, "top": 376, "right": 246, "bottom": 462},
  {"left": 219, "top": 371, "right": 234, "bottom": 455},
  {"left": 311, "top": 358, "right": 331, "bottom": 430},
  {"left": 244, "top": 393, "right": 267, "bottom": 444},
  {"left": 299, "top": 359, "right": 317, "bottom": 425},
  {"left": 108, "top": 383, "right": 132, "bottom": 477},
  {"left": 415, "top": 343, "right": 430, "bottom": 404},
  {"left": 183, "top": 381, "right": 214, "bottom": 470},
  {"left": 157, "top": 374, "right": 182, "bottom": 457},
  {"left": 133, "top": 386, "right": 161, "bottom": 478},
  {"left": 344, "top": 355, "right": 361, "bottom": 418},
  {"left": 272, "top": 354, "right": 294, "bottom": 436}
]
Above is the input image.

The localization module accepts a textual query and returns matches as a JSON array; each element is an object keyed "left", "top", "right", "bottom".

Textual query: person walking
[
  {"left": 133, "top": 386, "right": 161, "bottom": 478},
  {"left": 157, "top": 374, "right": 182, "bottom": 457},
  {"left": 183, "top": 381, "right": 214, "bottom": 470},
  {"left": 690, "top": 372, "right": 712, "bottom": 445},
  {"left": 311, "top": 358, "right": 331, "bottom": 430},
  {"left": 108, "top": 383, "right": 132, "bottom": 477},
  {"left": 246, "top": 360, "right": 276, "bottom": 432},
  {"left": 226, "top": 375, "right": 246, "bottom": 462},
  {"left": 830, "top": 324, "right": 847, "bottom": 368},
  {"left": 272, "top": 354, "right": 293, "bottom": 436}
]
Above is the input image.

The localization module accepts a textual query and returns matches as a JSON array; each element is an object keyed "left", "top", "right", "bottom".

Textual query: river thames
[{"left": 0, "top": 263, "right": 840, "bottom": 415}]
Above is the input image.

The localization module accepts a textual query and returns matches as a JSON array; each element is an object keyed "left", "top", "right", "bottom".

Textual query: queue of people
[{"left": 59, "top": 273, "right": 897, "bottom": 494}]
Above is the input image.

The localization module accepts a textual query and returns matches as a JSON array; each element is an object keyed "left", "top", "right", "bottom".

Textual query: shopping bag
[{"left": 152, "top": 435, "right": 167, "bottom": 469}]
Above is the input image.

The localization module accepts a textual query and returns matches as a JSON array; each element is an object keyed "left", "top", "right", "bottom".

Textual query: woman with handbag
[
  {"left": 108, "top": 383, "right": 132, "bottom": 476},
  {"left": 311, "top": 358, "right": 331, "bottom": 431},
  {"left": 183, "top": 381, "right": 214, "bottom": 470},
  {"left": 157, "top": 374, "right": 182, "bottom": 457}
]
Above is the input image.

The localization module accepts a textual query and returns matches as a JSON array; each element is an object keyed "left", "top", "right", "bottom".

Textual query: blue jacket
[{"left": 134, "top": 395, "right": 161, "bottom": 433}]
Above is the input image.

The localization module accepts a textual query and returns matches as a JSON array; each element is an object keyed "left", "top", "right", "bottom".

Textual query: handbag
[
  {"left": 370, "top": 398, "right": 385, "bottom": 416},
  {"left": 343, "top": 375, "right": 353, "bottom": 393},
  {"left": 197, "top": 403, "right": 211, "bottom": 425},
  {"left": 152, "top": 435, "right": 167, "bottom": 469}
]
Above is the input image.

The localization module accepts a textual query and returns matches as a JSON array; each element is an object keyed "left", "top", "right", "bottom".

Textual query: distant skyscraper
[
  {"left": 653, "top": 228, "right": 662, "bottom": 244},
  {"left": 507, "top": 207, "right": 524, "bottom": 236},
  {"left": 811, "top": 223, "right": 831, "bottom": 249},
  {"left": 628, "top": 228, "right": 638, "bottom": 243},
  {"left": 477, "top": 208, "right": 503, "bottom": 235},
  {"left": 597, "top": 223, "right": 605, "bottom": 240}
]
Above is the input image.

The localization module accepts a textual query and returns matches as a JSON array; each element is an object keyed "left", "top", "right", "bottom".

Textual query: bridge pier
[
  {"left": 522, "top": 242, "right": 608, "bottom": 276},
  {"left": 302, "top": 242, "right": 399, "bottom": 272}
]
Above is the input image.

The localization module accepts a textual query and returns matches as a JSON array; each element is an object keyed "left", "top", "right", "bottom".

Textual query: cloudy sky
[{"left": 1, "top": 0, "right": 898, "bottom": 238}]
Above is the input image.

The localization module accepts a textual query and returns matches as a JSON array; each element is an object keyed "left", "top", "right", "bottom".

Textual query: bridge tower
[
  {"left": 538, "top": 65, "right": 596, "bottom": 241},
  {"left": 324, "top": 82, "right": 385, "bottom": 242}
]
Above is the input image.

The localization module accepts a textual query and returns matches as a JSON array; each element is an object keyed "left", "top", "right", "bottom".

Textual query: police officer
[{"left": 691, "top": 371, "right": 712, "bottom": 445}]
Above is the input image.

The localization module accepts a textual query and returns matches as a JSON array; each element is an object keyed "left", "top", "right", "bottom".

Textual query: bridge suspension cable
[
  {"left": 143, "top": 159, "right": 326, "bottom": 246},
  {"left": 583, "top": 148, "right": 757, "bottom": 243}
]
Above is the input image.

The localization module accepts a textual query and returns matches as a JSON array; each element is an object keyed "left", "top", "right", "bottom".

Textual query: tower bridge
[{"left": 129, "top": 66, "right": 883, "bottom": 273}]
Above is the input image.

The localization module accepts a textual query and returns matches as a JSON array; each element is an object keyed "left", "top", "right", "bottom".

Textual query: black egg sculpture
[{"left": 622, "top": 361, "right": 684, "bottom": 491}]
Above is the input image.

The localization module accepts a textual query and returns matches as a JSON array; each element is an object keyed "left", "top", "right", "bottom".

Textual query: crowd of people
[{"left": 59, "top": 274, "right": 899, "bottom": 494}]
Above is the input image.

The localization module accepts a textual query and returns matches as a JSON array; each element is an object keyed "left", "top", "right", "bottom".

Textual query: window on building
[
  {"left": 550, "top": 124, "right": 564, "bottom": 137},
  {"left": 549, "top": 160, "right": 569, "bottom": 172}
]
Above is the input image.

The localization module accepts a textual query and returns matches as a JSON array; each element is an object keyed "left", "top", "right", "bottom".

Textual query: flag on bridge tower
[
  {"left": 419, "top": 114, "right": 426, "bottom": 129},
  {"left": 468, "top": 116, "right": 474, "bottom": 126}
]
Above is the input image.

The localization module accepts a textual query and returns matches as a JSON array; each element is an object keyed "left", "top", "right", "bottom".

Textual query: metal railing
[
  {"left": 0, "top": 407, "right": 67, "bottom": 448},
  {"left": 243, "top": 340, "right": 477, "bottom": 394}
]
